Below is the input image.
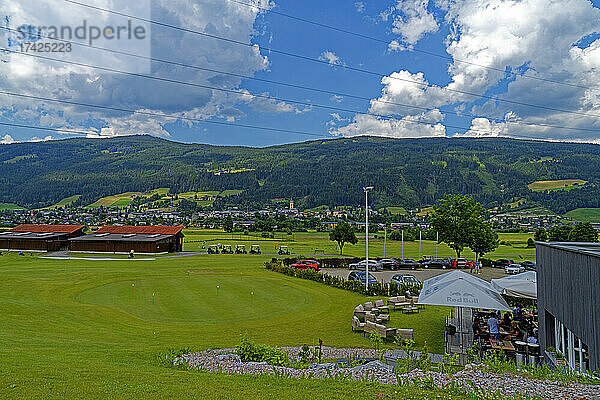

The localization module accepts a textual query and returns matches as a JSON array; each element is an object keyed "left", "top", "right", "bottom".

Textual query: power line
[
  {"left": 0, "top": 90, "right": 326, "bottom": 138},
  {"left": 225, "top": 0, "right": 591, "bottom": 91},
  {"left": 0, "top": 121, "right": 94, "bottom": 136},
  {"left": 3, "top": 48, "right": 599, "bottom": 140},
  {"left": 60, "top": 0, "right": 600, "bottom": 120},
  {"left": 1, "top": 26, "right": 597, "bottom": 134},
  {"left": 1, "top": 47, "right": 506, "bottom": 135}
]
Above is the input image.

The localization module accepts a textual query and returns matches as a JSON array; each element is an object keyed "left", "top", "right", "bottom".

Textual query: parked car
[
  {"left": 348, "top": 259, "right": 383, "bottom": 271},
  {"left": 421, "top": 259, "right": 451, "bottom": 269},
  {"left": 395, "top": 259, "right": 420, "bottom": 270},
  {"left": 348, "top": 271, "right": 378, "bottom": 284},
  {"left": 290, "top": 259, "right": 320, "bottom": 271},
  {"left": 451, "top": 258, "right": 476, "bottom": 269},
  {"left": 505, "top": 263, "right": 525, "bottom": 274},
  {"left": 379, "top": 258, "right": 400, "bottom": 270},
  {"left": 391, "top": 274, "right": 421, "bottom": 286},
  {"left": 521, "top": 260, "right": 536, "bottom": 271},
  {"left": 491, "top": 259, "right": 517, "bottom": 269}
]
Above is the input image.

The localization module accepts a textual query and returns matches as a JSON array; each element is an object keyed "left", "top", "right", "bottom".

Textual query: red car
[{"left": 290, "top": 260, "right": 320, "bottom": 271}]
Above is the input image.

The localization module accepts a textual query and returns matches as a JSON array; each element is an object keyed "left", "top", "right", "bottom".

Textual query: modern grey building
[{"left": 537, "top": 242, "right": 600, "bottom": 373}]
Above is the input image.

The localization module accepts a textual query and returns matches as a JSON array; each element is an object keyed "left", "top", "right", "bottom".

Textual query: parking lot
[{"left": 322, "top": 266, "right": 508, "bottom": 284}]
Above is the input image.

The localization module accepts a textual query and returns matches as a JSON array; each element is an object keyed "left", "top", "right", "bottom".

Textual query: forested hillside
[{"left": 1, "top": 135, "right": 600, "bottom": 213}]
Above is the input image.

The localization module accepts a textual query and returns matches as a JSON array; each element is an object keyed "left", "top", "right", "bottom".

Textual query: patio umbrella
[
  {"left": 420, "top": 270, "right": 496, "bottom": 294},
  {"left": 418, "top": 270, "right": 511, "bottom": 354},
  {"left": 491, "top": 271, "right": 537, "bottom": 299},
  {"left": 418, "top": 271, "right": 511, "bottom": 311}
]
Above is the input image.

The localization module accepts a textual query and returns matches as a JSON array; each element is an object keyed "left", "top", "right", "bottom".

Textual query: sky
[{"left": 1, "top": 0, "right": 600, "bottom": 147}]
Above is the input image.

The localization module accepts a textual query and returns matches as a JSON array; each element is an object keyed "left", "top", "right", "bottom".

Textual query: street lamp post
[
  {"left": 383, "top": 226, "right": 387, "bottom": 258},
  {"left": 363, "top": 186, "right": 373, "bottom": 292}
]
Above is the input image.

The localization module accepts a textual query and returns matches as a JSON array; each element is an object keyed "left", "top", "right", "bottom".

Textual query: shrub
[
  {"left": 236, "top": 338, "right": 289, "bottom": 367},
  {"left": 265, "top": 260, "right": 422, "bottom": 297}
]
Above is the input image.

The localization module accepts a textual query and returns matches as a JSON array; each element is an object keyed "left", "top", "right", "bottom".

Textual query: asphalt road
[{"left": 322, "top": 267, "right": 509, "bottom": 284}]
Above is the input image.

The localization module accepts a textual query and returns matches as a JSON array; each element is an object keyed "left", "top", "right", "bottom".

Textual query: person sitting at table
[
  {"left": 501, "top": 312, "right": 512, "bottom": 329},
  {"left": 513, "top": 306, "right": 523, "bottom": 322},
  {"left": 472, "top": 318, "right": 482, "bottom": 340},
  {"left": 488, "top": 315, "right": 500, "bottom": 340},
  {"left": 526, "top": 329, "right": 539, "bottom": 344},
  {"left": 508, "top": 321, "right": 522, "bottom": 340}
]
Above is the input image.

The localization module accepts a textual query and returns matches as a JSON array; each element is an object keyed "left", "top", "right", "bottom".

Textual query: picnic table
[{"left": 490, "top": 339, "right": 515, "bottom": 352}]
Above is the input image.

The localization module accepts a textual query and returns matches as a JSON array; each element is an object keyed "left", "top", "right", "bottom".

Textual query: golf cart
[
  {"left": 249, "top": 245, "right": 261, "bottom": 255},
  {"left": 207, "top": 244, "right": 219, "bottom": 254},
  {"left": 221, "top": 244, "right": 233, "bottom": 254},
  {"left": 235, "top": 245, "right": 247, "bottom": 254},
  {"left": 278, "top": 246, "right": 290, "bottom": 255}
]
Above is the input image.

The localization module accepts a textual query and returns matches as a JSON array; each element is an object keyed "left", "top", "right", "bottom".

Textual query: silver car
[
  {"left": 348, "top": 259, "right": 383, "bottom": 272},
  {"left": 505, "top": 263, "right": 525, "bottom": 274}
]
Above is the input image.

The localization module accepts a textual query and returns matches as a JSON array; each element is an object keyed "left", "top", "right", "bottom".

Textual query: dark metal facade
[{"left": 537, "top": 242, "right": 600, "bottom": 372}]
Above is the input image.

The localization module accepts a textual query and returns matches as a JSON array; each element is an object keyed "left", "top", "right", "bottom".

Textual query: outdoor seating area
[
  {"left": 472, "top": 307, "right": 539, "bottom": 362},
  {"left": 351, "top": 296, "right": 419, "bottom": 342},
  {"left": 418, "top": 270, "right": 540, "bottom": 365}
]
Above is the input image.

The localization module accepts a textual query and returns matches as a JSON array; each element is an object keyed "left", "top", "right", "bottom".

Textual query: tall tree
[
  {"left": 568, "top": 223, "right": 599, "bottom": 242},
  {"left": 223, "top": 216, "right": 234, "bottom": 233},
  {"left": 429, "top": 194, "right": 486, "bottom": 257},
  {"left": 548, "top": 225, "right": 572, "bottom": 241},
  {"left": 534, "top": 227, "right": 548, "bottom": 242},
  {"left": 469, "top": 221, "right": 499, "bottom": 260},
  {"left": 329, "top": 222, "right": 358, "bottom": 255}
]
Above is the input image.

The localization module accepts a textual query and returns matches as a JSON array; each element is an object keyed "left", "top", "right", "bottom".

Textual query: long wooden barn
[
  {"left": 69, "top": 225, "right": 184, "bottom": 254},
  {"left": 0, "top": 224, "right": 85, "bottom": 252}
]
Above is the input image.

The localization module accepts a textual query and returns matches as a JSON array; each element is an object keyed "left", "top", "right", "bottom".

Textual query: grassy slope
[
  {"left": 565, "top": 208, "right": 600, "bottom": 223},
  {"left": 528, "top": 179, "right": 587, "bottom": 191},
  {"left": 0, "top": 202, "right": 24, "bottom": 210},
  {"left": 0, "top": 231, "right": 534, "bottom": 399},
  {"left": 41, "top": 194, "right": 81, "bottom": 210}
]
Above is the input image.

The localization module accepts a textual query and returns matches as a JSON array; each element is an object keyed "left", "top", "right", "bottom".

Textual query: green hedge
[
  {"left": 279, "top": 257, "right": 362, "bottom": 268},
  {"left": 266, "top": 261, "right": 421, "bottom": 297}
]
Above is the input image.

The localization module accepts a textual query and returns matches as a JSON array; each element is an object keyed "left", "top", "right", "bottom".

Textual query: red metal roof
[
  {"left": 96, "top": 225, "right": 184, "bottom": 235},
  {"left": 10, "top": 224, "right": 85, "bottom": 234}
]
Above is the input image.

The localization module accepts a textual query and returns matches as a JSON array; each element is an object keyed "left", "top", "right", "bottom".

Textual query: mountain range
[{"left": 2, "top": 135, "right": 600, "bottom": 213}]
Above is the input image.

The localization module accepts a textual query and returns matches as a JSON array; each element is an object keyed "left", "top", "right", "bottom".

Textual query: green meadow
[{"left": 0, "top": 231, "right": 534, "bottom": 399}]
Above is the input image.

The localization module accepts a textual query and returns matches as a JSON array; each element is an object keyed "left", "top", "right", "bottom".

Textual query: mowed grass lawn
[
  {"left": 183, "top": 229, "right": 536, "bottom": 261},
  {"left": 0, "top": 251, "right": 455, "bottom": 399}
]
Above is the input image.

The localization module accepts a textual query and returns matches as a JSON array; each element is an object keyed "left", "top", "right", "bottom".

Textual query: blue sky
[{"left": 1, "top": 0, "right": 600, "bottom": 147}]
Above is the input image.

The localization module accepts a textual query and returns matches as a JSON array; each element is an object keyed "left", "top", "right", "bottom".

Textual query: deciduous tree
[{"left": 329, "top": 222, "right": 358, "bottom": 255}]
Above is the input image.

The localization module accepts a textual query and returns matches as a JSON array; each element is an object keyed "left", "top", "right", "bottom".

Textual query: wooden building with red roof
[
  {"left": 0, "top": 224, "right": 85, "bottom": 252},
  {"left": 69, "top": 225, "right": 184, "bottom": 254}
]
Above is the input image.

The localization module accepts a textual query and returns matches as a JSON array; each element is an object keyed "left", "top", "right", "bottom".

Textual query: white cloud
[
  {"left": 388, "top": 0, "right": 439, "bottom": 48},
  {"left": 330, "top": 95, "right": 344, "bottom": 103},
  {"left": 0, "top": 0, "right": 276, "bottom": 138},
  {"left": 29, "top": 135, "right": 53, "bottom": 142},
  {"left": 1, "top": 134, "right": 15, "bottom": 144},
  {"left": 355, "top": 2, "right": 365, "bottom": 13},
  {"left": 333, "top": 110, "right": 446, "bottom": 138},
  {"left": 344, "top": 0, "right": 600, "bottom": 142},
  {"left": 319, "top": 50, "right": 343, "bottom": 66},
  {"left": 238, "top": 89, "right": 311, "bottom": 114}
]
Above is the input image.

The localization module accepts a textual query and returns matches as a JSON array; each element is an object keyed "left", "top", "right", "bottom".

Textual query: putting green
[{"left": 77, "top": 275, "right": 312, "bottom": 324}]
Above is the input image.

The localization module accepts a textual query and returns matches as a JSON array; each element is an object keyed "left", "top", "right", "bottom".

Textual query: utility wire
[
  {"left": 1, "top": 47, "right": 512, "bottom": 136},
  {"left": 225, "top": 0, "right": 591, "bottom": 91},
  {"left": 1, "top": 26, "right": 597, "bottom": 134},
  {"left": 59, "top": 0, "right": 600, "bottom": 120},
  {"left": 0, "top": 90, "right": 325, "bottom": 138}
]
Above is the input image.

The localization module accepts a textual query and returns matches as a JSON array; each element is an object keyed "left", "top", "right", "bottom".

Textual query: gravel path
[{"left": 178, "top": 347, "right": 600, "bottom": 400}]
